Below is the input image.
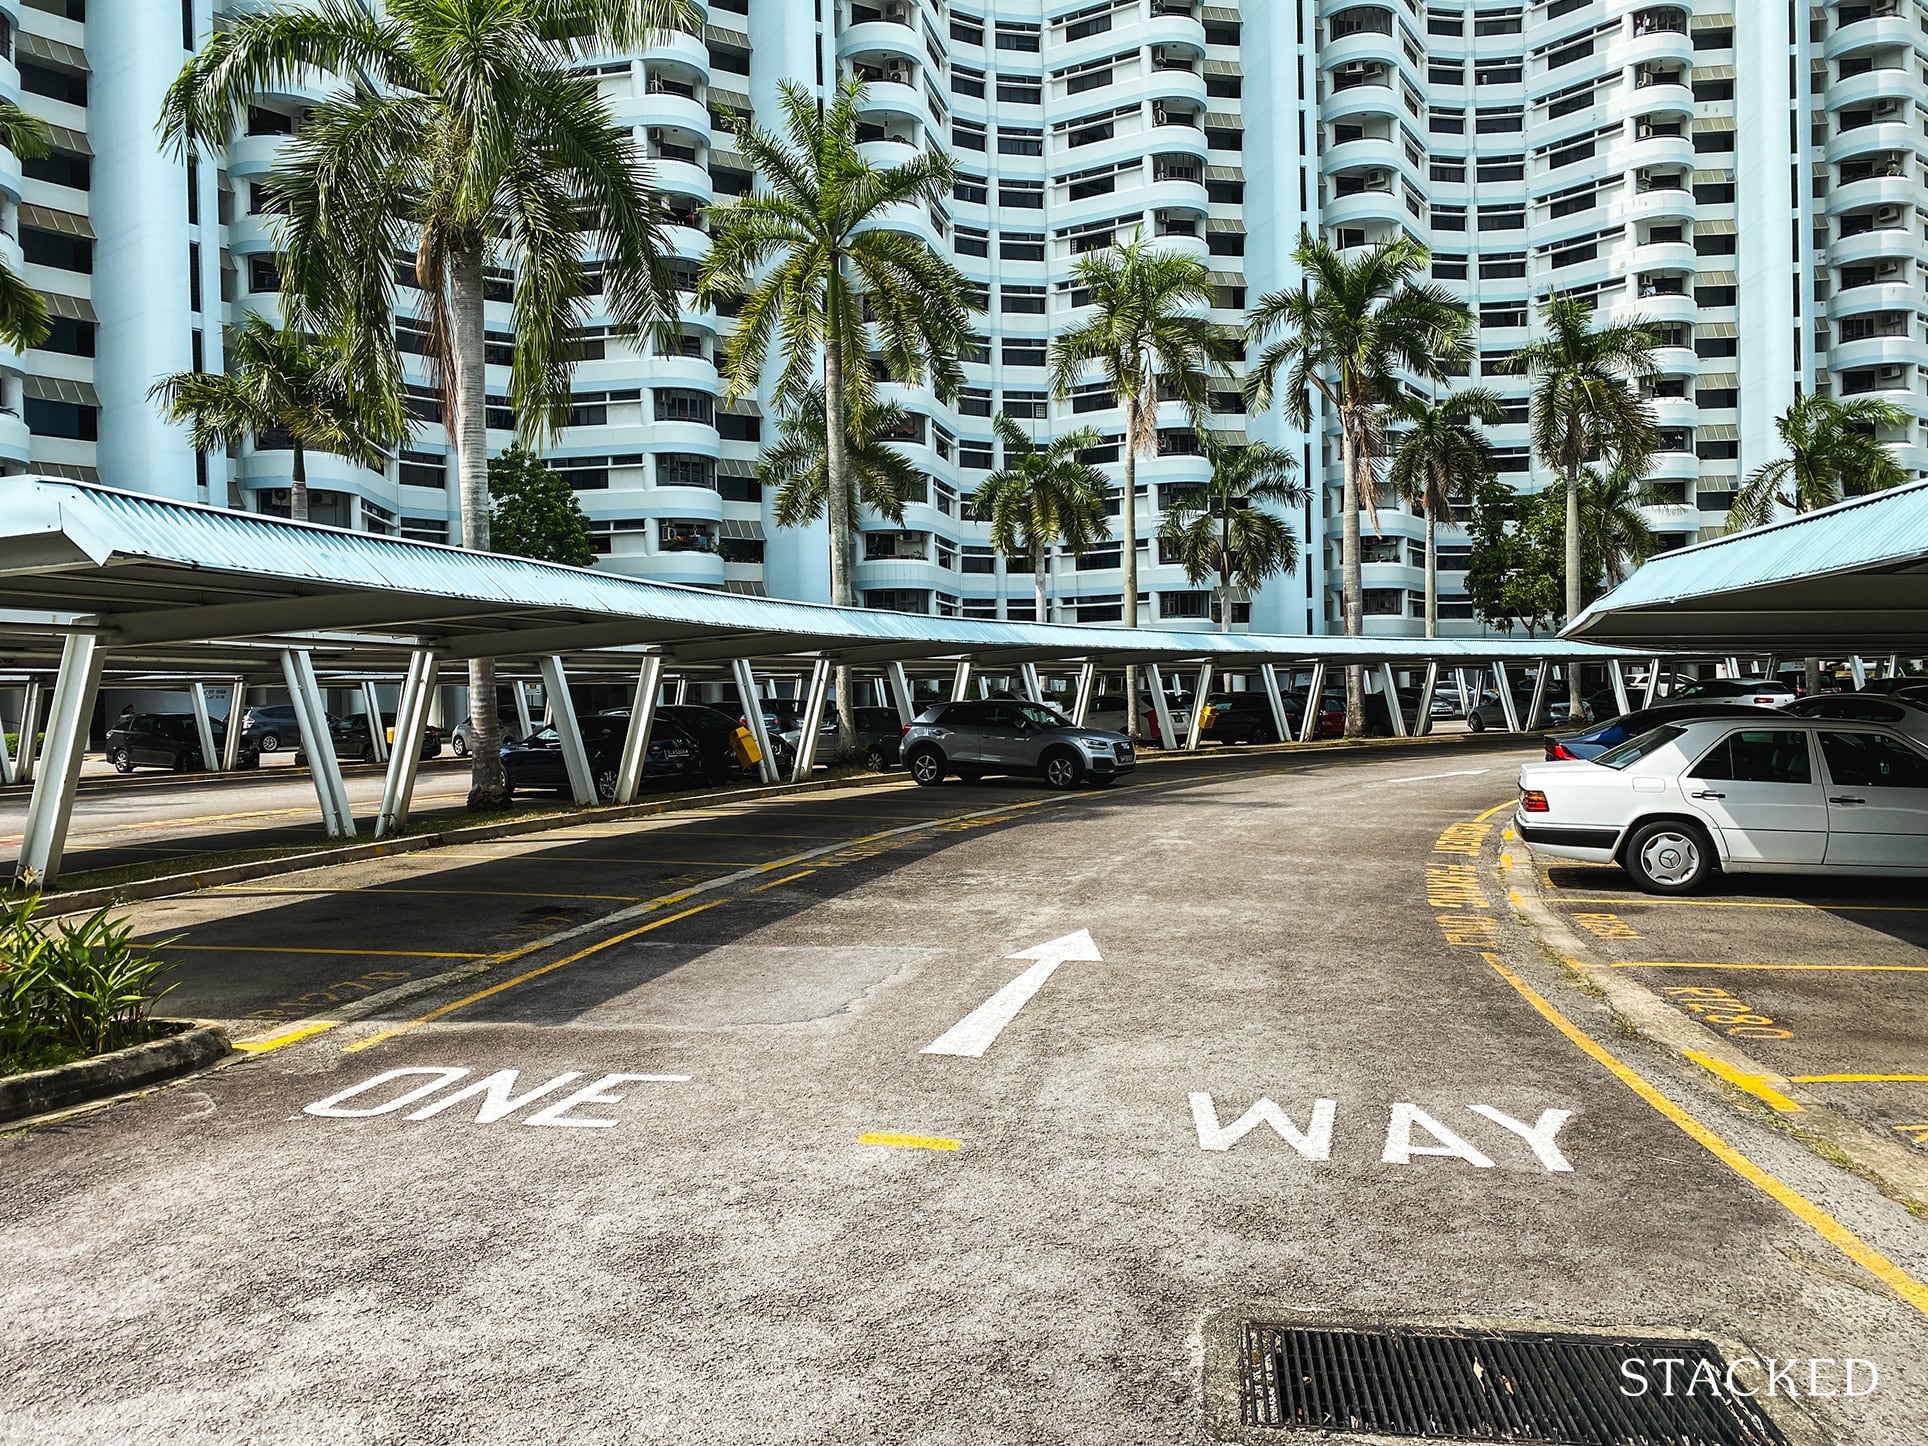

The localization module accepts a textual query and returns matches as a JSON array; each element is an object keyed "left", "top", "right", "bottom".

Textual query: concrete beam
[
  {"left": 538, "top": 655, "right": 598, "bottom": 805},
  {"left": 1298, "top": 662, "right": 1327, "bottom": 743},
  {"left": 1072, "top": 663, "right": 1096, "bottom": 726},
  {"left": 1145, "top": 664, "right": 1178, "bottom": 750},
  {"left": 791, "top": 658, "right": 831, "bottom": 782},
  {"left": 1493, "top": 662, "right": 1522, "bottom": 734},
  {"left": 613, "top": 654, "right": 665, "bottom": 805},
  {"left": 732, "top": 657, "right": 780, "bottom": 784},
  {"left": 281, "top": 648, "right": 355, "bottom": 838},
  {"left": 1185, "top": 662, "right": 1213, "bottom": 749},
  {"left": 221, "top": 676, "right": 246, "bottom": 771},
  {"left": 360, "top": 680, "right": 389, "bottom": 765},
  {"left": 1380, "top": 662, "right": 1409, "bottom": 738},
  {"left": 375, "top": 650, "right": 437, "bottom": 837},
  {"left": 188, "top": 681, "right": 222, "bottom": 771},
  {"left": 1259, "top": 664, "right": 1290, "bottom": 744},
  {"left": 1414, "top": 661, "right": 1438, "bottom": 737},
  {"left": 886, "top": 661, "right": 915, "bottom": 725}
]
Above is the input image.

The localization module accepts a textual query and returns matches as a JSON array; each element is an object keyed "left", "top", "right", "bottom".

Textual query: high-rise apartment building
[{"left": 3, "top": 0, "right": 1923, "bottom": 636}]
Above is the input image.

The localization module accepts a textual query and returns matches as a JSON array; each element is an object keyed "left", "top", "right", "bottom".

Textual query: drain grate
[{"left": 1239, "top": 1323, "right": 1791, "bottom": 1445}]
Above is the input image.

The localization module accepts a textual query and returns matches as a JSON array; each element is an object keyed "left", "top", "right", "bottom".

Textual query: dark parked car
[
  {"left": 602, "top": 703, "right": 760, "bottom": 784},
  {"left": 104, "top": 713, "right": 257, "bottom": 773},
  {"left": 1466, "top": 689, "right": 1585, "bottom": 732},
  {"left": 1200, "top": 692, "right": 1286, "bottom": 745},
  {"left": 299, "top": 712, "right": 442, "bottom": 765},
  {"left": 239, "top": 703, "right": 307, "bottom": 752},
  {"left": 852, "top": 706, "right": 906, "bottom": 768},
  {"left": 1542, "top": 701, "right": 1783, "bottom": 761},
  {"left": 501, "top": 715, "right": 700, "bottom": 802},
  {"left": 901, "top": 699, "right": 1134, "bottom": 789},
  {"left": 1668, "top": 676, "right": 1796, "bottom": 707},
  {"left": 450, "top": 713, "right": 524, "bottom": 757}
]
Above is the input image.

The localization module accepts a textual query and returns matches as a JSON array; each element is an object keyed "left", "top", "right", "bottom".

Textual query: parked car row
[{"left": 104, "top": 713, "right": 259, "bottom": 774}]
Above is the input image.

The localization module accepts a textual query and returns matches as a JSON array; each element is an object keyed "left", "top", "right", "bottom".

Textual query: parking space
[{"left": 1534, "top": 862, "right": 1928, "bottom": 1153}]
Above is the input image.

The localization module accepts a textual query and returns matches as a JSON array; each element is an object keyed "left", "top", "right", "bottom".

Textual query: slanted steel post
[
  {"left": 188, "top": 682, "right": 221, "bottom": 772},
  {"left": 1414, "top": 661, "right": 1439, "bottom": 737},
  {"left": 511, "top": 681, "right": 534, "bottom": 742},
  {"left": 951, "top": 661, "right": 973, "bottom": 701},
  {"left": 613, "top": 654, "right": 665, "bottom": 804},
  {"left": 1525, "top": 661, "right": 1550, "bottom": 732},
  {"left": 1643, "top": 656, "right": 1663, "bottom": 708},
  {"left": 375, "top": 650, "right": 437, "bottom": 837},
  {"left": 360, "top": 680, "right": 389, "bottom": 764},
  {"left": 1259, "top": 664, "right": 1290, "bottom": 743},
  {"left": 1145, "top": 664, "right": 1178, "bottom": 750},
  {"left": 0, "top": 693, "right": 14, "bottom": 786},
  {"left": 1072, "top": 663, "right": 1096, "bottom": 725},
  {"left": 221, "top": 677, "right": 246, "bottom": 771},
  {"left": 538, "top": 655, "right": 597, "bottom": 805},
  {"left": 673, "top": 674, "right": 690, "bottom": 705},
  {"left": 1019, "top": 662, "right": 1044, "bottom": 703},
  {"left": 1850, "top": 655, "right": 1868, "bottom": 690},
  {"left": 14, "top": 679, "right": 42, "bottom": 784},
  {"left": 1185, "top": 661, "right": 1213, "bottom": 749},
  {"left": 1380, "top": 662, "right": 1409, "bottom": 737},
  {"left": 1492, "top": 662, "right": 1522, "bottom": 733},
  {"left": 1609, "top": 660, "right": 1631, "bottom": 717},
  {"left": 791, "top": 658, "right": 832, "bottom": 782},
  {"left": 886, "top": 661, "right": 916, "bottom": 724},
  {"left": 732, "top": 657, "right": 780, "bottom": 784},
  {"left": 280, "top": 648, "right": 355, "bottom": 838},
  {"left": 14, "top": 634, "right": 103, "bottom": 889},
  {"left": 1299, "top": 661, "right": 1327, "bottom": 742}
]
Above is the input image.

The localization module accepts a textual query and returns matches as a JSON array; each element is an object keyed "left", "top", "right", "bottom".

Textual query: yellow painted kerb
[
  {"left": 1683, "top": 1050, "right": 1804, "bottom": 1114},
  {"left": 858, "top": 1132, "right": 961, "bottom": 1152}
]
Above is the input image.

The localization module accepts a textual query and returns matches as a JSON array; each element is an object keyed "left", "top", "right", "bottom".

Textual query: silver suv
[{"left": 901, "top": 700, "right": 1136, "bottom": 790}]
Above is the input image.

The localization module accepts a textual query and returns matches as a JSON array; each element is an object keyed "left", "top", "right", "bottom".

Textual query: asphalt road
[{"left": 4, "top": 746, "right": 1926, "bottom": 1444}]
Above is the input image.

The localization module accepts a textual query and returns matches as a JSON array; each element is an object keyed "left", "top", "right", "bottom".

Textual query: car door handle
[
  {"left": 1828, "top": 795, "right": 1866, "bottom": 805},
  {"left": 1688, "top": 790, "right": 1725, "bottom": 800}
]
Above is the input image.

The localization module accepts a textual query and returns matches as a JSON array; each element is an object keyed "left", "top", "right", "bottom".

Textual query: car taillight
[
  {"left": 1521, "top": 789, "right": 1550, "bottom": 813},
  {"left": 900, "top": 725, "right": 911, "bottom": 737},
  {"left": 1751, "top": 695, "right": 1777, "bottom": 705},
  {"left": 1545, "top": 741, "right": 1575, "bottom": 761}
]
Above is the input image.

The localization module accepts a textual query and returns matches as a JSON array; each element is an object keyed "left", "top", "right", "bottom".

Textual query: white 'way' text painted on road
[
  {"left": 922, "top": 929, "right": 1102, "bottom": 1058},
  {"left": 304, "top": 1067, "right": 689, "bottom": 1127},
  {"left": 1190, "top": 1094, "right": 1575, "bottom": 1172}
]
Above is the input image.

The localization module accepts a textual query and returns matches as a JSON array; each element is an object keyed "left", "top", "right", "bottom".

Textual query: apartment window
[
  {"left": 1428, "top": 61, "right": 1463, "bottom": 86},
  {"left": 997, "top": 127, "right": 1043, "bottom": 156},
  {"left": 18, "top": 61, "right": 86, "bottom": 107},
  {"left": 1473, "top": 11, "right": 1523, "bottom": 35},
  {"left": 1691, "top": 26, "right": 1733, "bottom": 50},
  {"left": 999, "top": 181, "right": 1044, "bottom": 209},
  {"left": 1478, "top": 204, "right": 1525, "bottom": 231},
  {"left": 1693, "top": 182, "right": 1736, "bottom": 205},
  {"left": 962, "top": 546, "right": 996, "bottom": 574},
  {"left": 1431, "top": 161, "right": 1466, "bottom": 183},
  {"left": 1693, "top": 78, "right": 1735, "bottom": 102},
  {"left": 1002, "top": 338, "right": 1046, "bottom": 367},
  {"left": 1697, "top": 388, "right": 1738, "bottom": 409},
  {"left": 248, "top": 255, "right": 281, "bottom": 293},
  {"left": 1426, "top": 9, "right": 1462, "bottom": 35},
  {"left": 20, "top": 228, "right": 91, "bottom": 273},
  {"left": 1477, "top": 156, "right": 1525, "bottom": 182},
  {"left": 951, "top": 66, "right": 986, "bottom": 99},
  {"left": 997, "top": 79, "right": 1042, "bottom": 105},
  {"left": 22, "top": 147, "right": 89, "bottom": 191},
  {"left": 658, "top": 454, "right": 717, "bottom": 489},
  {"left": 1693, "top": 128, "right": 1737, "bottom": 153},
  {"left": 1432, "top": 206, "right": 1467, "bottom": 232},
  {"left": 1480, "top": 304, "right": 1527, "bottom": 328},
  {"left": 1000, "top": 233, "right": 1045, "bottom": 261},
  {"left": 246, "top": 107, "right": 294, "bottom": 137},
  {"left": 995, "top": 22, "right": 1041, "bottom": 51},
  {"left": 36, "top": 317, "right": 94, "bottom": 357},
  {"left": 1003, "top": 390, "right": 1048, "bottom": 419},
  {"left": 1429, "top": 109, "right": 1464, "bottom": 135},
  {"left": 1068, "top": 66, "right": 1114, "bottom": 96},
  {"left": 1479, "top": 253, "right": 1526, "bottom": 279},
  {"left": 1432, "top": 253, "right": 1469, "bottom": 279},
  {"left": 1695, "top": 232, "right": 1738, "bottom": 256},
  {"left": 1695, "top": 284, "right": 1737, "bottom": 307},
  {"left": 956, "top": 227, "right": 989, "bottom": 257},
  {"left": 1476, "top": 106, "right": 1524, "bottom": 134},
  {"left": 400, "top": 451, "right": 447, "bottom": 489},
  {"left": 954, "top": 174, "right": 988, "bottom": 204},
  {"left": 953, "top": 121, "right": 987, "bottom": 151},
  {"left": 1546, "top": 39, "right": 1592, "bottom": 69},
  {"left": 1476, "top": 61, "right": 1524, "bottom": 86},
  {"left": 951, "top": 14, "right": 985, "bottom": 45},
  {"left": 25, "top": 398, "right": 97, "bottom": 440}
]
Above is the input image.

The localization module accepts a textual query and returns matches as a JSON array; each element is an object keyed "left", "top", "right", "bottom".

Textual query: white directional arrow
[{"left": 920, "top": 929, "right": 1102, "bottom": 1058}]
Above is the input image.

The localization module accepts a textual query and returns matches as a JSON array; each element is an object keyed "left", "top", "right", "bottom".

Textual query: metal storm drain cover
[{"left": 1238, "top": 1323, "right": 1791, "bottom": 1444}]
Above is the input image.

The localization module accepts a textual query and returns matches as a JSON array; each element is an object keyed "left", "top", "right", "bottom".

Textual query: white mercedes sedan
[{"left": 1514, "top": 716, "right": 1928, "bottom": 893}]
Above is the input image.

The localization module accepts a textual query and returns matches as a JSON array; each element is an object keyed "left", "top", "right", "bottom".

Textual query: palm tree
[
  {"left": 149, "top": 315, "right": 398, "bottom": 522},
  {"left": 1495, "top": 294, "right": 1660, "bottom": 664},
  {"left": 760, "top": 383, "right": 922, "bottom": 538},
  {"left": 1579, "top": 463, "right": 1657, "bottom": 591},
  {"left": 1049, "top": 231, "right": 1230, "bottom": 736},
  {"left": 160, "top": 0, "right": 698, "bottom": 809},
  {"left": 1726, "top": 393, "right": 1909, "bottom": 531},
  {"left": 1385, "top": 387, "right": 1503, "bottom": 638},
  {"left": 0, "top": 102, "right": 52, "bottom": 351},
  {"left": 970, "top": 414, "right": 1110, "bottom": 624},
  {"left": 699, "top": 76, "right": 975, "bottom": 754},
  {"left": 1157, "top": 439, "right": 1305, "bottom": 633},
  {"left": 1245, "top": 232, "right": 1471, "bottom": 735}
]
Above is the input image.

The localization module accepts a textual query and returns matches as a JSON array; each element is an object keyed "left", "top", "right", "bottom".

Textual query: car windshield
[{"left": 1594, "top": 723, "right": 1687, "bottom": 771}]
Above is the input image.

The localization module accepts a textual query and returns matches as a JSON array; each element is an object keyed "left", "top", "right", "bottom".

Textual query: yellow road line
[
  {"left": 217, "top": 886, "right": 644, "bottom": 902},
  {"left": 1550, "top": 896, "right": 1928, "bottom": 914},
  {"left": 1683, "top": 1050, "right": 1804, "bottom": 1113},
  {"left": 159, "top": 944, "right": 491, "bottom": 959},
  {"left": 1474, "top": 800, "right": 1515, "bottom": 822},
  {"left": 1482, "top": 951, "right": 1928, "bottom": 1317},
  {"left": 1611, "top": 961, "right": 1928, "bottom": 973},
  {"left": 342, "top": 900, "right": 723, "bottom": 1054},
  {"left": 858, "top": 1132, "right": 961, "bottom": 1152},
  {"left": 1793, "top": 1073, "right": 1928, "bottom": 1085},
  {"left": 233, "top": 1020, "right": 341, "bottom": 1053},
  {"left": 750, "top": 870, "right": 815, "bottom": 893}
]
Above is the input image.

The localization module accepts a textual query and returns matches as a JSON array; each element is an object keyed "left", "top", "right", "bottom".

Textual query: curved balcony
[
  {"left": 1620, "top": 288, "right": 1698, "bottom": 326},
  {"left": 1618, "top": 184, "right": 1695, "bottom": 226},
  {"left": 1138, "top": 12, "right": 1210, "bottom": 55},
  {"left": 638, "top": 352, "right": 721, "bottom": 390},
  {"left": 1826, "top": 120, "right": 1921, "bottom": 167},
  {"left": 1647, "top": 449, "right": 1698, "bottom": 482},
  {"left": 1827, "top": 172, "right": 1919, "bottom": 216},
  {"left": 638, "top": 484, "right": 726, "bottom": 523},
  {"left": 1825, "top": 13, "right": 1918, "bottom": 61},
  {"left": 1829, "top": 279, "right": 1919, "bottom": 319},
  {"left": 1826, "top": 66, "right": 1921, "bottom": 113},
  {"left": 1612, "top": 130, "right": 1696, "bottom": 173},
  {"left": 645, "top": 418, "right": 722, "bottom": 454},
  {"left": 1142, "top": 118, "right": 1211, "bottom": 165},
  {"left": 853, "top": 555, "right": 948, "bottom": 591},
  {"left": 1647, "top": 395, "right": 1699, "bottom": 428},
  {"left": 1613, "top": 79, "right": 1693, "bottom": 125},
  {"left": 1324, "top": 188, "right": 1407, "bottom": 229},
  {"left": 1827, "top": 332, "right": 1926, "bottom": 374},
  {"left": 1617, "top": 25, "right": 1694, "bottom": 72},
  {"left": 0, "top": 408, "right": 29, "bottom": 471},
  {"left": 1320, "top": 27, "right": 1405, "bottom": 76},
  {"left": 0, "top": 145, "right": 20, "bottom": 205},
  {"left": 643, "top": 546, "right": 726, "bottom": 587},
  {"left": 1629, "top": 238, "right": 1696, "bottom": 272},
  {"left": 223, "top": 133, "right": 291, "bottom": 183},
  {"left": 646, "top": 155, "right": 713, "bottom": 202},
  {"left": 615, "top": 88, "right": 711, "bottom": 137},
  {"left": 644, "top": 29, "right": 712, "bottom": 78},
  {"left": 1828, "top": 223, "right": 1925, "bottom": 267},
  {"left": 838, "top": 18, "right": 924, "bottom": 67},
  {"left": 1650, "top": 343, "right": 1699, "bottom": 376},
  {"left": 1324, "top": 134, "right": 1405, "bottom": 176},
  {"left": 1321, "top": 83, "right": 1401, "bottom": 127},
  {"left": 852, "top": 75, "right": 925, "bottom": 122}
]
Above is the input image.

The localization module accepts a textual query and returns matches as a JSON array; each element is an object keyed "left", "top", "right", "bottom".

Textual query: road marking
[
  {"left": 1792, "top": 1073, "right": 1928, "bottom": 1085},
  {"left": 1897, "top": 1124, "right": 1928, "bottom": 1146},
  {"left": 1613, "top": 961, "right": 1928, "bottom": 973},
  {"left": 1482, "top": 951, "right": 1928, "bottom": 1317},
  {"left": 218, "top": 886, "right": 646, "bottom": 902},
  {"left": 343, "top": 901, "right": 723, "bottom": 1053},
  {"left": 858, "top": 1131, "right": 960, "bottom": 1152},
  {"left": 1385, "top": 768, "right": 1491, "bottom": 783},
  {"left": 233, "top": 1020, "right": 339, "bottom": 1053},
  {"left": 1684, "top": 1050, "right": 1804, "bottom": 1113},
  {"left": 921, "top": 929, "right": 1102, "bottom": 1058},
  {"left": 304, "top": 1067, "right": 689, "bottom": 1126},
  {"left": 159, "top": 944, "right": 491, "bottom": 959},
  {"left": 750, "top": 870, "right": 815, "bottom": 893}
]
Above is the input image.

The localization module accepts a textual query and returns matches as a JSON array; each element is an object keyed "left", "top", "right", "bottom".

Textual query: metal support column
[
  {"left": 1609, "top": 660, "right": 1631, "bottom": 718},
  {"left": 950, "top": 661, "right": 973, "bottom": 701},
  {"left": 0, "top": 694, "right": 14, "bottom": 786},
  {"left": 14, "top": 634, "right": 103, "bottom": 889},
  {"left": 375, "top": 650, "right": 437, "bottom": 837},
  {"left": 359, "top": 680, "right": 389, "bottom": 764},
  {"left": 1850, "top": 656, "right": 1868, "bottom": 690},
  {"left": 188, "top": 682, "right": 221, "bottom": 772},
  {"left": 1019, "top": 662, "right": 1044, "bottom": 704},
  {"left": 791, "top": 658, "right": 832, "bottom": 782},
  {"left": 613, "top": 654, "right": 666, "bottom": 805},
  {"left": 511, "top": 681, "right": 534, "bottom": 742},
  {"left": 1379, "top": 662, "right": 1409, "bottom": 738},
  {"left": 1072, "top": 663, "right": 1096, "bottom": 725},
  {"left": 886, "top": 661, "right": 915, "bottom": 725},
  {"left": 1298, "top": 662, "right": 1327, "bottom": 742},
  {"left": 1259, "top": 664, "right": 1290, "bottom": 744},
  {"left": 1643, "top": 657, "right": 1662, "bottom": 708},
  {"left": 1145, "top": 664, "right": 1178, "bottom": 750},
  {"left": 732, "top": 657, "right": 780, "bottom": 784},
  {"left": 14, "top": 679, "right": 42, "bottom": 784},
  {"left": 1414, "top": 662, "right": 1439, "bottom": 737},
  {"left": 673, "top": 674, "right": 690, "bottom": 705},
  {"left": 537, "top": 655, "right": 597, "bottom": 805},
  {"left": 1492, "top": 662, "right": 1522, "bottom": 733},
  {"left": 1185, "top": 662, "right": 1213, "bottom": 749},
  {"left": 281, "top": 648, "right": 356, "bottom": 838},
  {"left": 1524, "top": 661, "right": 1550, "bottom": 733},
  {"left": 221, "top": 677, "right": 246, "bottom": 771}
]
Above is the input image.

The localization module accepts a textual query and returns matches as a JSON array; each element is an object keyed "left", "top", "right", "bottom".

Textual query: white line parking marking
[
  {"left": 1383, "top": 768, "right": 1491, "bottom": 784},
  {"left": 922, "top": 929, "right": 1102, "bottom": 1058}
]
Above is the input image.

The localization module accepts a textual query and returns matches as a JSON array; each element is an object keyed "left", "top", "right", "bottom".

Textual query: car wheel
[
  {"left": 110, "top": 749, "right": 134, "bottom": 774},
  {"left": 906, "top": 744, "right": 946, "bottom": 786},
  {"left": 1623, "top": 820, "right": 1714, "bottom": 894},
  {"left": 451, "top": 734, "right": 469, "bottom": 758},
  {"left": 1040, "top": 749, "right": 1082, "bottom": 791},
  {"left": 173, "top": 751, "right": 193, "bottom": 773},
  {"left": 258, "top": 732, "right": 282, "bottom": 752},
  {"left": 1466, "top": 711, "right": 1485, "bottom": 733},
  {"left": 595, "top": 766, "right": 618, "bottom": 803},
  {"left": 864, "top": 745, "right": 886, "bottom": 771}
]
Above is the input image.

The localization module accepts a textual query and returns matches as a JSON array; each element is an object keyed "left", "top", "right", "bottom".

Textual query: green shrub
[{"left": 0, "top": 895, "right": 177, "bottom": 1076}]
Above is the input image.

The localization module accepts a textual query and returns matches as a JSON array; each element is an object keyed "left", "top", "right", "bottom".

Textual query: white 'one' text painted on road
[
  {"left": 303, "top": 1067, "right": 690, "bottom": 1128},
  {"left": 1190, "top": 1094, "right": 1575, "bottom": 1172},
  {"left": 922, "top": 929, "right": 1102, "bottom": 1058}
]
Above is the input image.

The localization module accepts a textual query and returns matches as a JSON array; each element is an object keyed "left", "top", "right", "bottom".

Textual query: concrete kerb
[
  {"left": 0, "top": 1021, "right": 230, "bottom": 1125},
  {"left": 1495, "top": 831, "right": 1928, "bottom": 1214}
]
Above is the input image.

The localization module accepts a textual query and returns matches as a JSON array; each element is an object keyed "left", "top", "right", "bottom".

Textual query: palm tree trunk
[
  {"left": 823, "top": 260, "right": 858, "bottom": 759},
  {"left": 1034, "top": 545, "right": 1048, "bottom": 625},
  {"left": 1219, "top": 513, "right": 1233, "bottom": 634},
  {"left": 1565, "top": 465, "right": 1582, "bottom": 710},
  {"left": 1121, "top": 401, "right": 1140, "bottom": 741},
  {"left": 448, "top": 244, "right": 509, "bottom": 810},
  {"left": 290, "top": 440, "right": 309, "bottom": 523},
  {"left": 1339, "top": 410, "right": 1365, "bottom": 738},
  {"left": 1424, "top": 502, "right": 1437, "bottom": 640}
]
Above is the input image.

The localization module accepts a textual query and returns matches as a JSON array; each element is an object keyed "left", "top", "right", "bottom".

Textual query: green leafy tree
[
  {"left": 1495, "top": 294, "right": 1659, "bottom": 692},
  {"left": 759, "top": 383, "right": 920, "bottom": 535},
  {"left": 1726, "top": 393, "right": 1909, "bottom": 531},
  {"left": 1579, "top": 463, "right": 1657, "bottom": 592},
  {"left": 0, "top": 103, "right": 51, "bottom": 351},
  {"left": 487, "top": 446, "right": 595, "bottom": 566},
  {"left": 1156, "top": 438, "right": 1305, "bottom": 633},
  {"left": 700, "top": 76, "right": 975, "bottom": 755},
  {"left": 1049, "top": 230, "right": 1230, "bottom": 735},
  {"left": 970, "top": 414, "right": 1110, "bottom": 623},
  {"left": 150, "top": 314, "right": 398, "bottom": 523},
  {"left": 1385, "top": 388, "right": 1503, "bottom": 638},
  {"left": 160, "top": 0, "right": 697, "bottom": 810},
  {"left": 1246, "top": 232, "right": 1471, "bottom": 734},
  {"left": 1463, "top": 479, "right": 1563, "bottom": 638}
]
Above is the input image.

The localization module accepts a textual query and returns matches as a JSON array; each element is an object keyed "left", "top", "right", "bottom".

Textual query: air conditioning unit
[
  {"left": 1879, "top": 365, "right": 1908, "bottom": 382},
  {"left": 1877, "top": 259, "right": 1904, "bottom": 277},
  {"left": 1876, "top": 205, "right": 1904, "bottom": 225},
  {"left": 649, "top": 129, "right": 664, "bottom": 144},
  {"left": 1153, "top": 46, "right": 1171, "bottom": 65},
  {"left": 1155, "top": 209, "right": 1171, "bottom": 223},
  {"left": 888, "top": 65, "right": 909, "bottom": 83},
  {"left": 1874, "top": 98, "right": 1905, "bottom": 118}
]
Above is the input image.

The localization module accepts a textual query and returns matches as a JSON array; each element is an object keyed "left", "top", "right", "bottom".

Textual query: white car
[{"left": 1514, "top": 716, "right": 1928, "bottom": 893}]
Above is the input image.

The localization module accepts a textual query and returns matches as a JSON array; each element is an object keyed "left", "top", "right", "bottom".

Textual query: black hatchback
[
  {"left": 104, "top": 713, "right": 258, "bottom": 773},
  {"left": 501, "top": 715, "right": 700, "bottom": 802}
]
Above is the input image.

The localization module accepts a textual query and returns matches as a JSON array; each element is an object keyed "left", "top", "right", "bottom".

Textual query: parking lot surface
[{"left": 4, "top": 746, "right": 1926, "bottom": 1444}]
